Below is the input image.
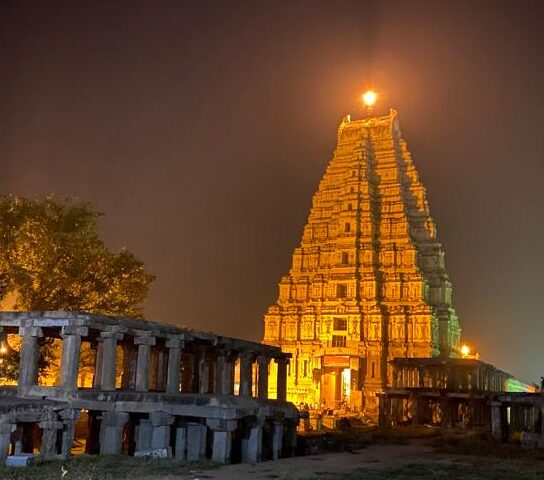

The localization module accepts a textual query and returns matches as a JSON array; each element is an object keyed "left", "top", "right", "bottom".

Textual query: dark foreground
[{"left": 1, "top": 428, "right": 543, "bottom": 480}]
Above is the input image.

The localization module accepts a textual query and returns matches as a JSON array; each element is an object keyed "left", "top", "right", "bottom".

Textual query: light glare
[{"left": 362, "top": 90, "right": 377, "bottom": 107}]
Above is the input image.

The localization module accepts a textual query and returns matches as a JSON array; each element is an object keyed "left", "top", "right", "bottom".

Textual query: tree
[{"left": 0, "top": 195, "right": 155, "bottom": 381}]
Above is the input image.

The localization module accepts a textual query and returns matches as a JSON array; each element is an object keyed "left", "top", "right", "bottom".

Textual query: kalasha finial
[{"left": 361, "top": 90, "right": 377, "bottom": 116}]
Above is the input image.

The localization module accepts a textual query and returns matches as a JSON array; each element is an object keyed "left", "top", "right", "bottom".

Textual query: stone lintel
[
  {"left": 61, "top": 325, "right": 89, "bottom": 337},
  {"left": 134, "top": 335, "right": 157, "bottom": 346},
  {"left": 0, "top": 422, "right": 16, "bottom": 435},
  {"left": 18, "top": 326, "right": 43, "bottom": 337},
  {"left": 257, "top": 355, "right": 270, "bottom": 366},
  {"left": 274, "top": 356, "right": 290, "bottom": 364},
  {"left": 149, "top": 412, "right": 175, "bottom": 427},
  {"left": 206, "top": 418, "right": 238, "bottom": 432},
  {"left": 38, "top": 421, "right": 63, "bottom": 430},
  {"left": 165, "top": 337, "right": 184, "bottom": 349},
  {"left": 240, "top": 351, "right": 256, "bottom": 361},
  {"left": 100, "top": 331, "right": 124, "bottom": 341},
  {"left": 101, "top": 411, "right": 129, "bottom": 426},
  {"left": 60, "top": 409, "right": 81, "bottom": 422}
]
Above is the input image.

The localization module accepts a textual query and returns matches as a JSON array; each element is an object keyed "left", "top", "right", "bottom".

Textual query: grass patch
[
  {"left": 306, "top": 460, "right": 544, "bottom": 480},
  {"left": 0, "top": 455, "right": 217, "bottom": 480},
  {"left": 431, "top": 432, "right": 544, "bottom": 460}
]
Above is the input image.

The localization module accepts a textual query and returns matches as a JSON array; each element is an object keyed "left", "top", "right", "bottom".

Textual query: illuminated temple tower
[{"left": 263, "top": 108, "right": 461, "bottom": 413}]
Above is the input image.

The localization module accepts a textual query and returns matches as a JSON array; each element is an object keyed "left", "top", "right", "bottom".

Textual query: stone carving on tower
[{"left": 263, "top": 108, "right": 461, "bottom": 413}]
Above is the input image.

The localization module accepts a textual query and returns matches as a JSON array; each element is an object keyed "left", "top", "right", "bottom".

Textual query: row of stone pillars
[
  {"left": 96, "top": 411, "right": 295, "bottom": 464},
  {"left": 16, "top": 324, "right": 289, "bottom": 401},
  {"left": 0, "top": 409, "right": 81, "bottom": 463},
  {"left": 378, "top": 393, "right": 491, "bottom": 429}
]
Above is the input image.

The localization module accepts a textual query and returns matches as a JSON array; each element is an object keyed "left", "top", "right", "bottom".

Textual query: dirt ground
[
  {"left": 139, "top": 441, "right": 441, "bottom": 480},
  {"left": 136, "top": 438, "right": 544, "bottom": 480}
]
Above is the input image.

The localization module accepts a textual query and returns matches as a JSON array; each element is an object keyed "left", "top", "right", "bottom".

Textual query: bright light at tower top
[
  {"left": 362, "top": 90, "right": 377, "bottom": 107},
  {"left": 461, "top": 344, "right": 470, "bottom": 356}
]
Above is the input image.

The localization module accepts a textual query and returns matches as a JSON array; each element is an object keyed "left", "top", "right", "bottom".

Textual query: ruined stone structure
[
  {"left": 263, "top": 109, "right": 461, "bottom": 413},
  {"left": 0, "top": 311, "right": 297, "bottom": 465},
  {"left": 378, "top": 358, "right": 543, "bottom": 449},
  {"left": 378, "top": 357, "right": 514, "bottom": 429}
]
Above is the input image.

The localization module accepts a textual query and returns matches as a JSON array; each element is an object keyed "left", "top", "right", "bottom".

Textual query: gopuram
[{"left": 263, "top": 107, "right": 462, "bottom": 414}]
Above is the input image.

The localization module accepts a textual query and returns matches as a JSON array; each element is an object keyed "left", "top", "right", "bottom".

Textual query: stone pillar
[
  {"left": 39, "top": 415, "right": 63, "bottom": 459},
  {"left": 257, "top": 356, "right": 269, "bottom": 399},
  {"left": 215, "top": 352, "right": 227, "bottom": 395},
  {"left": 135, "top": 334, "right": 156, "bottom": 392},
  {"left": 150, "top": 412, "right": 174, "bottom": 455},
  {"left": 165, "top": 338, "right": 184, "bottom": 394},
  {"left": 285, "top": 423, "right": 297, "bottom": 457},
  {"left": 121, "top": 344, "right": 137, "bottom": 389},
  {"left": 135, "top": 419, "right": 152, "bottom": 453},
  {"left": 207, "top": 419, "right": 238, "bottom": 464},
  {"left": 539, "top": 406, "right": 544, "bottom": 448},
  {"left": 410, "top": 394, "right": 421, "bottom": 425},
  {"left": 216, "top": 352, "right": 235, "bottom": 395},
  {"left": 378, "top": 394, "right": 387, "bottom": 429},
  {"left": 17, "top": 325, "right": 43, "bottom": 396},
  {"left": 93, "top": 339, "right": 104, "bottom": 389},
  {"left": 272, "top": 422, "right": 284, "bottom": 460},
  {"left": 174, "top": 425, "right": 188, "bottom": 460},
  {"left": 276, "top": 357, "right": 289, "bottom": 402},
  {"left": 100, "top": 331, "right": 123, "bottom": 390},
  {"left": 490, "top": 401, "right": 503, "bottom": 440},
  {"left": 0, "top": 421, "right": 16, "bottom": 463},
  {"left": 60, "top": 409, "right": 81, "bottom": 458},
  {"left": 242, "top": 422, "right": 263, "bottom": 463},
  {"left": 99, "top": 412, "right": 129, "bottom": 455},
  {"left": 198, "top": 347, "right": 210, "bottom": 394},
  {"left": 440, "top": 398, "right": 452, "bottom": 429},
  {"left": 60, "top": 326, "right": 88, "bottom": 390},
  {"left": 239, "top": 353, "right": 254, "bottom": 397},
  {"left": 155, "top": 349, "right": 168, "bottom": 391},
  {"left": 186, "top": 423, "right": 207, "bottom": 461}
]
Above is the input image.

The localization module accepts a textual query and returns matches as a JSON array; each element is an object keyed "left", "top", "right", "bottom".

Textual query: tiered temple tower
[{"left": 263, "top": 109, "right": 461, "bottom": 413}]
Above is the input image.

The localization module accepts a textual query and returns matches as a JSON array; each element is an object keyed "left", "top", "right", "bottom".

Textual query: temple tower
[{"left": 263, "top": 109, "right": 461, "bottom": 413}]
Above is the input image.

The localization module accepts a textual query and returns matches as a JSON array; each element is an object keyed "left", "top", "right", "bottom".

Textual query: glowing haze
[{"left": 0, "top": 1, "right": 543, "bottom": 383}]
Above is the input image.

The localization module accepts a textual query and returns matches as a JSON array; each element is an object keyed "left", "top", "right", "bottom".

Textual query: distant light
[
  {"left": 0, "top": 343, "right": 7, "bottom": 355},
  {"left": 362, "top": 90, "right": 377, "bottom": 107},
  {"left": 460, "top": 344, "right": 470, "bottom": 357}
]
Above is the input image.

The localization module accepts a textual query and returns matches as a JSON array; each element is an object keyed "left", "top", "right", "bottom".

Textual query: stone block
[{"left": 6, "top": 454, "right": 37, "bottom": 467}]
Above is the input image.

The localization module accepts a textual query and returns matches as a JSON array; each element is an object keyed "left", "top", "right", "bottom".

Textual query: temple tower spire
[{"left": 263, "top": 108, "right": 461, "bottom": 413}]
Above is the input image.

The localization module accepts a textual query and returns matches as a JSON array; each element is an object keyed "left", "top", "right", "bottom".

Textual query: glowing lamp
[
  {"left": 362, "top": 90, "right": 377, "bottom": 108},
  {"left": 460, "top": 344, "right": 470, "bottom": 357},
  {"left": 0, "top": 343, "right": 7, "bottom": 355}
]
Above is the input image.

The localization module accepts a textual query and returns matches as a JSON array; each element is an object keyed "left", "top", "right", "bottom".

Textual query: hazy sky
[{"left": 1, "top": 1, "right": 543, "bottom": 383}]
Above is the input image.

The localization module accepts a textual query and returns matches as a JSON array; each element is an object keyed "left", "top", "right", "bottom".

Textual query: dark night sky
[{"left": 1, "top": 1, "right": 543, "bottom": 383}]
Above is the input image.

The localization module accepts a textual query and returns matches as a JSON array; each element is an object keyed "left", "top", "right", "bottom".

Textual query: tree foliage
[
  {"left": 0, "top": 195, "right": 154, "bottom": 317},
  {"left": 0, "top": 195, "right": 155, "bottom": 381}
]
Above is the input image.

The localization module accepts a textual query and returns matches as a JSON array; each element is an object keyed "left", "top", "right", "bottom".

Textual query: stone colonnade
[
  {"left": 0, "top": 312, "right": 298, "bottom": 465},
  {"left": 378, "top": 389, "right": 491, "bottom": 429},
  {"left": 12, "top": 317, "right": 290, "bottom": 402}
]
